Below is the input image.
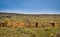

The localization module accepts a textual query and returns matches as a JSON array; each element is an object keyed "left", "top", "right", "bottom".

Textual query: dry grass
[{"left": 0, "top": 27, "right": 60, "bottom": 37}]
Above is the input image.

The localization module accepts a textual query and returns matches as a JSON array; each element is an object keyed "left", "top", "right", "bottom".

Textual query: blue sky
[{"left": 0, "top": 0, "right": 60, "bottom": 14}]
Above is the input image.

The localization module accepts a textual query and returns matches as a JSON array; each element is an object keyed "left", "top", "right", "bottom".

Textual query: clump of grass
[
  {"left": 55, "top": 30, "right": 60, "bottom": 37},
  {"left": 50, "top": 33, "right": 54, "bottom": 37}
]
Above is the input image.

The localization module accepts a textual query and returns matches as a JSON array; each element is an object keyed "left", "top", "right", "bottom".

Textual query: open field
[
  {"left": 0, "top": 27, "right": 60, "bottom": 37},
  {"left": 0, "top": 13, "right": 60, "bottom": 37},
  {"left": 0, "top": 13, "right": 60, "bottom": 27}
]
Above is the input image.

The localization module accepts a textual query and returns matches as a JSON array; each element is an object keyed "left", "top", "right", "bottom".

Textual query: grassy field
[
  {"left": 0, "top": 27, "right": 60, "bottom": 37},
  {"left": 0, "top": 13, "right": 60, "bottom": 27},
  {"left": 0, "top": 13, "right": 60, "bottom": 37}
]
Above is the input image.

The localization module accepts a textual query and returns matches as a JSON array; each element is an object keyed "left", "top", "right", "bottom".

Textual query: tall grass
[{"left": 0, "top": 27, "right": 60, "bottom": 37}]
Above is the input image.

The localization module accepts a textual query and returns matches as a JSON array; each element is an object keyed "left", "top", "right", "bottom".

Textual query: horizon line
[{"left": 0, "top": 11, "right": 60, "bottom": 14}]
